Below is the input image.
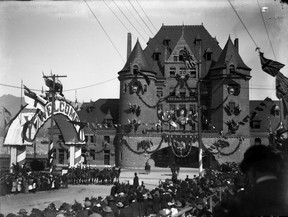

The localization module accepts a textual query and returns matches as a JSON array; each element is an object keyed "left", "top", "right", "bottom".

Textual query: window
[
  {"left": 206, "top": 53, "right": 212, "bottom": 61},
  {"left": 85, "top": 135, "right": 89, "bottom": 143},
  {"left": 179, "top": 89, "right": 186, "bottom": 97},
  {"left": 229, "top": 64, "right": 235, "bottom": 72},
  {"left": 133, "top": 65, "right": 139, "bottom": 74},
  {"left": 157, "top": 87, "right": 163, "bottom": 97},
  {"left": 251, "top": 120, "right": 261, "bottom": 129},
  {"left": 59, "top": 149, "right": 64, "bottom": 164},
  {"left": 90, "top": 149, "right": 95, "bottom": 160},
  {"left": 173, "top": 56, "right": 178, "bottom": 62},
  {"left": 144, "top": 85, "right": 147, "bottom": 92},
  {"left": 228, "top": 101, "right": 235, "bottom": 113},
  {"left": 179, "top": 50, "right": 184, "bottom": 61},
  {"left": 189, "top": 104, "right": 196, "bottom": 114},
  {"left": 153, "top": 53, "right": 160, "bottom": 61},
  {"left": 170, "top": 67, "right": 176, "bottom": 77},
  {"left": 190, "top": 70, "right": 196, "bottom": 78},
  {"left": 254, "top": 138, "right": 262, "bottom": 145},
  {"left": 104, "top": 136, "right": 110, "bottom": 143},
  {"left": 90, "top": 135, "right": 94, "bottom": 143}
]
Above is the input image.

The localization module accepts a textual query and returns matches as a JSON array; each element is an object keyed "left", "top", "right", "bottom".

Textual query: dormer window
[
  {"left": 229, "top": 64, "right": 235, "bottom": 72},
  {"left": 153, "top": 48, "right": 161, "bottom": 61},
  {"left": 132, "top": 65, "right": 139, "bottom": 74},
  {"left": 271, "top": 105, "right": 280, "bottom": 116},
  {"left": 163, "top": 37, "right": 170, "bottom": 46},
  {"left": 205, "top": 48, "right": 212, "bottom": 61}
]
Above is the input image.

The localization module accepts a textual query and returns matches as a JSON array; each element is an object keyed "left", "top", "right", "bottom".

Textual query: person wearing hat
[
  {"left": 215, "top": 145, "right": 288, "bottom": 217},
  {"left": 17, "top": 209, "right": 28, "bottom": 217},
  {"left": 102, "top": 206, "right": 114, "bottom": 217}
]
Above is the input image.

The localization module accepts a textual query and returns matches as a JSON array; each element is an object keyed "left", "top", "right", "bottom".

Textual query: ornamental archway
[{"left": 4, "top": 94, "right": 85, "bottom": 169}]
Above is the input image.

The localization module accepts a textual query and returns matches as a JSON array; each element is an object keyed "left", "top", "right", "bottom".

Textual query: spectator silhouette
[{"left": 132, "top": 173, "right": 139, "bottom": 189}]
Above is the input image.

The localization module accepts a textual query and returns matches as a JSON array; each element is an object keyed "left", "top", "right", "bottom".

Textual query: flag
[
  {"left": 24, "top": 85, "right": 47, "bottom": 107},
  {"left": 3, "top": 107, "right": 12, "bottom": 127},
  {"left": 276, "top": 72, "right": 288, "bottom": 99},
  {"left": 282, "top": 99, "right": 288, "bottom": 118},
  {"left": 259, "top": 52, "right": 285, "bottom": 77},
  {"left": 68, "top": 121, "right": 87, "bottom": 130},
  {"left": 182, "top": 47, "right": 196, "bottom": 70}
]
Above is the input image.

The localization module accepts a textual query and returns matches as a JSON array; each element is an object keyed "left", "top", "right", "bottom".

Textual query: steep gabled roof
[
  {"left": 143, "top": 25, "right": 222, "bottom": 78},
  {"left": 211, "top": 37, "right": 251, "bottom": 70},
  {"left": 119, "top": 40, "right": 154, "bottom": 74}
]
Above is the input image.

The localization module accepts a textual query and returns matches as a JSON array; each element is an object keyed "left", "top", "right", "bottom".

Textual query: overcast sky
[{"left": 0, "top": 0, "right": 287, "bottom": 103}]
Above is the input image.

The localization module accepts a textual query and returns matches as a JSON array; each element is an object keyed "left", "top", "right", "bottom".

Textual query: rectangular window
[
  {"left": 173, "top": 56, "right": 178, "bottom": 62},
  {"left": 190, "top": 70, "right": 196, "bottom": 78},
  {"left": 90, "top": 149, "right": 95, "bottom": 160},
  {"left": 157, "top": 87, "right": 163, "bottom": 97},
  {"left": 169, "top": 67, "right": 176, "bottom": 77},
  {"left": 189, "top": 104, "right": 196, "bottom": 114},
  {"left": 85, "top": 135, "right": 88, "bottom": 143},
  {"left": 59, "top": 149, "right": 64, "bottom": 164},
  {"left": 144, "top": 85, "right": 147, "bottom": 92},
  {"left": 90, "top": 135, "right": 94, "bottom": 143},
  {"left": 251, "top": 120, "right": 261, "bottom": 129},
  {"left": 104, "top": 136, "right": 110, "bottom": 143},
  {"left": 179, "top": 89, "right": 186, "bottom": 97}
]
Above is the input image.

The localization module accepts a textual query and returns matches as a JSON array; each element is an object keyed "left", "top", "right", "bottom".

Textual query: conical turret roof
[
  {"left": 211, "top": 37, "right": 251, "bottom": 70},
  {"left": 119, "top": 40, "right": 155, "bottom": 74}
]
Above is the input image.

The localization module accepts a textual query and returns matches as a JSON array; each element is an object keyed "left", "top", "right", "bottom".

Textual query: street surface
[{"left": 0, "top": 167, "right": 199, "bottom": 215}]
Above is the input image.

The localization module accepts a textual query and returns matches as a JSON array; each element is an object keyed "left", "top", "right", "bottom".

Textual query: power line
[
  {"left": 83, "top": 0, "right": 125, "bottom": 63},
  {"left": 127, "top": 0, "right": 155, "bottom": 36},
  {"left": 256, "top": 0, "right": 277, "bottom": 60},
  {"left": 111, "top": 0, "right": 146, "bottom": 42},
  {"left": 120, "top": 0, "right": 151, "bottom": 38},
  {"left": 227, "top": 0, "right": 259, "bottom": 49},
  {"left": 135, "top": 0, "right": 158, "bottom": 32}
]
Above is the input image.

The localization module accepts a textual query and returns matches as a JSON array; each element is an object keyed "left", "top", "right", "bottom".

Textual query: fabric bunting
[
  {"left": 259, "top": 52, "right": 285, "bottom": 77},
  {"left": 182, "top": 47, "right": 196, "bottom": 70}
]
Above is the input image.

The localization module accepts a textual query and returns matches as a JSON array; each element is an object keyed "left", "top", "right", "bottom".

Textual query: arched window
[{"left": 132, "top": 65, "right": 139, "bottom": 74}]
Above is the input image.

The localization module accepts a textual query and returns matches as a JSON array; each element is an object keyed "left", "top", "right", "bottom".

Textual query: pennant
[
  {"left": 3, "top": 107, "right": 12, "bottom": 128},
  {"left": 24, "top": 85, "right": 47, "bottom": 107},
  {"left": 182, "top": 47, "right": 196, "bottom": 69},
  {"left": 259, "top": 52, "right": 285, "bottom": 77},
  {"left": 68, "top": 121, "right": 87, "bottom": 130}
]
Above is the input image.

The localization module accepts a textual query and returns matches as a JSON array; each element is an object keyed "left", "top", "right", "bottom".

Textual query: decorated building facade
[{"left": 78, "top": 24, "right": 285, "bottom": 168}]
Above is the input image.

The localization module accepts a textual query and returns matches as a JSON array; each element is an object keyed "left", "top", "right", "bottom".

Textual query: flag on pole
[
  {"left": 282, "top": 99, "right": 288, "bottom": 118},
  {"left": 182, "top": 47, "right": 196, "bottom": 70},
  {"left": 259, "top": 52, "right": 285, "bottom": 77}
]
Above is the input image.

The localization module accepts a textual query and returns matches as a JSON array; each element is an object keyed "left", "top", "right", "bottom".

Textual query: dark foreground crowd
[{"left": 1, "top": 144, "right": 288, "bottom": 217}]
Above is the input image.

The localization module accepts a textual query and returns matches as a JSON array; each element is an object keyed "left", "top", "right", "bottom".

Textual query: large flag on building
[
  {"left": 182, "top": 46, "right": 196, "bottom": 70},
  {"left": 259, "top": 52, "right": 285, "bottom": 77}
]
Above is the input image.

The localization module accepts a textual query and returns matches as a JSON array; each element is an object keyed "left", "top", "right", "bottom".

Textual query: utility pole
[{"left": 44, "top": 73, "right": 67, "bottom": 172}]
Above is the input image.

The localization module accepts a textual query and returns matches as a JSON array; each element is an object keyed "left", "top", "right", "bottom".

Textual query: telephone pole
[{"left": 44, "top": 73, "right": 67, "bottom": 172}]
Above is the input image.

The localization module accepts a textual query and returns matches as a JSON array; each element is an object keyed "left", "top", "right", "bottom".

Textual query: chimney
[
  {"left": 234, "top": 38, "right": 239, "bottom": 53},
  {"left": 127, "top": 33, "right": 132, "bottom": 61}
]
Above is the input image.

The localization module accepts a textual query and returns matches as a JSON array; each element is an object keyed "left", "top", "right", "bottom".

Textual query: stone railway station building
[{"left": 0, "top": 24, "right": 285, "bottom": 169}]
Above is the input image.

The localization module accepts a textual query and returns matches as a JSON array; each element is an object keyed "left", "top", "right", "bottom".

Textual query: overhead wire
[
  {"left": 120, "top": 0, "right": 151, "bottom": 38},
  {"left": 111, "top": 0, "right": 146, "bottom": 42},
  {"left": 256, "top": 0, "right": 277, "bottom": 60},
  {"left": 127, "top": 0, "right": 155, "bottom": 36},
  {"left": 83, "top": 0, "right": 125, "bottom": 63},
  {"left": 135, "top": 0, "right": 158, "bottom": 32},
  {"left": 227, "top": 0, "right": 259, "bottom": 49}
]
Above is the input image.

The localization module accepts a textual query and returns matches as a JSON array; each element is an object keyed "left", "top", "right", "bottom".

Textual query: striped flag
[
  {"left": 259, "top": 52, "right": 285, "bottom": 77},
  {"left": 182, "top": 47, "right": 196, "bottom": 70}
]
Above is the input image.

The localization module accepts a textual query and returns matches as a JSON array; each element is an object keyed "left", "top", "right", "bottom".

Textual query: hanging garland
[
  {"left": 208, "top": 137, "right": 244, "bottom": 156},
  {"left": 164, "top": 134, "right": 198, "bottom": 158},
  {"left": 121, "top": 136, "right": 164, "bottom": 155}
]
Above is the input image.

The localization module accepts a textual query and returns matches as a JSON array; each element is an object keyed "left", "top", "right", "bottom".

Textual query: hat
[
  {"left": 174, "top": 201, "right": 182, "bottom": 207},
  {"left": 118, "top": 192, "right": 125, "bottom": 197},
  {"left": 239, "top": 145, "right": 280, "bottom": 173},
  {"left": 18, "top": 209, "right": 28, "bottom": 214},
  {"left": 84, "top": 201, "right": 91, "bottom": 207},
  {"left": 158, "top": 209, "right": 172, "bottom": 217},
  {"left": 89, "top": 214, "right": 102, "bottom": 217},
  {"left": 116, "top": 202, "right": 124, "bottom": 208},
  {"left": 102, "top": 206, "right": 113, "bottom": 213}
]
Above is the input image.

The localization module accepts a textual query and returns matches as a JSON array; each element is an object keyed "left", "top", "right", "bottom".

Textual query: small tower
[
  {"left": 117, "top": 38, "right": 157, "bottom": 167},
  {"left": 209, "top": 37, "right": 251, "bottom": 136}
]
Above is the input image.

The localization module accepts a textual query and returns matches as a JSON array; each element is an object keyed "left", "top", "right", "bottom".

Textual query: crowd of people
[{"left": 1, "top": 144, "right": 287, "bottom": 216}]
